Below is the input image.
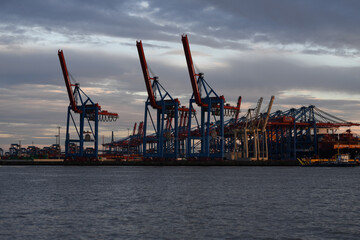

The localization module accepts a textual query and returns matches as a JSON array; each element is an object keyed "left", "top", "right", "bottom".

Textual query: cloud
[
  {"left": 198, "top": 0, "right": 360, "bottom": 50},
  {"left": 1, "top": 0, "right": 360, "bottom": 150},
  {"left": 0, "top": 0, "right": 358, "bottom": 53}
]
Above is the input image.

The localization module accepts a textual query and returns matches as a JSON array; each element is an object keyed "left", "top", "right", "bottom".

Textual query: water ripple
[{"left": 0, "top": 166, "right": 359, "bottom": 239}]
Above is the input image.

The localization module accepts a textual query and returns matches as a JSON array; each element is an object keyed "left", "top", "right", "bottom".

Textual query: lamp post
[
  {"left": 57, "top": 126, "right": 61, "bottom": 158},
  {"left": 127, "top": 128, "right": 130, "bottom": 154}
]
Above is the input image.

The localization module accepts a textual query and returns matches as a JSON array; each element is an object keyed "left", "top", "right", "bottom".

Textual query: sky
[{"left": 1, "top": 0, "right": 360, "bottom": 151}]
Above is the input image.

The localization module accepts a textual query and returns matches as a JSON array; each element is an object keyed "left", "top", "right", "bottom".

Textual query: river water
[{"left": 0, "top": 166, "right": 359, "bottom": 239}]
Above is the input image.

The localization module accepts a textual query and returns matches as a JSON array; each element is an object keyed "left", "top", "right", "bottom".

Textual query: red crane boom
[
  {"left": 181, "top": 34, "right": 204, "bottom": 107},
  {"left": 182, "top": 34, "right": 241, "bottom": 116},
  {"left": 58, "top": 50, "right": 80, "bottom": 113},
  {"left": 138, "top": 121, "right": 144, "bottom": 135},
  {"left": 235, "top": 96, "right": 242, "bottom": 120},
  {"left": 136, "top": 40, "right": 161, "bottom": 110},
  {"left": 58, "top": 49, "right": 118, "bottom": 120},
  {"left": 133, "top": 122, "right": 137, "bottom": 136}
]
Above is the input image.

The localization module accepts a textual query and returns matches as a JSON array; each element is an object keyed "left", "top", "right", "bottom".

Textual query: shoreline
[{"left": 0, "top": 159, "right": 300, "bottom": 166}]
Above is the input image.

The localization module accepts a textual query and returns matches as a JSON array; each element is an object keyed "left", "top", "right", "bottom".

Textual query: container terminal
[{"left": 1, "top": 35, "right": 360, "bottom": 166}]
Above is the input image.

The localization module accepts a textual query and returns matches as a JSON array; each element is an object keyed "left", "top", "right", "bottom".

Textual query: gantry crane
[
  {"left": 102, "top": 121, "right": 144, "bottom": 156},
  {"left": 137, "top": 40, "right": 193, "bottom": 158},
  {"left": 235, "top": 97, "right": 263, "bottom": 160},
  {"left": 247, "top": 97, "right": 263, "bottom": 160},
  {"left": 257, "top": 96, "right": 275, "bottom": 160},
  {"left": 58, "top": 50, "right": 118, "bottom": 160},
  {"left": 181, "top": 34, "right": 241, "bottom": 159},
  {"left": 266, "top": 105, "right": 360, "bottom": 160}
]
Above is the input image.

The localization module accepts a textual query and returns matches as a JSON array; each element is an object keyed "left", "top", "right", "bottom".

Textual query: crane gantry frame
[
  {"left": 58, "top": 50, "right": 118, "bottom": 160},
  {"left": 182, "top": 34, "right": 241, "bottom": 159},
  {"left": 136, "top": 40, "right": 194, "bottom": 158}
]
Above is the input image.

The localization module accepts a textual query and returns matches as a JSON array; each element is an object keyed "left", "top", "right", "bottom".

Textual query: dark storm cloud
[
  {"left": 1, "top": 0, "right": 360, "bottom": 148},
  {"left": 193, "top": 55, "right": 360, "bottom": 104},
  {"left": 0, "top": 51, "right": 58, "bottom": 86},
  {"left": 0, "top": 0, "right": 177, "bottom": 45},
  {"left": 0, "top": 48, "right": 143, "bottom": 90},
  {"left": 198, "top": 0, "right": 360, "bottom": 50},
  {"left": 1, "top": 0, "right": 360, "bottom": 51}
]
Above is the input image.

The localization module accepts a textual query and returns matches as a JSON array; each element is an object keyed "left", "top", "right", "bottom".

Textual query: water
[{"left": 0, "top": 166, "right": 359, "bottom": 240}]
